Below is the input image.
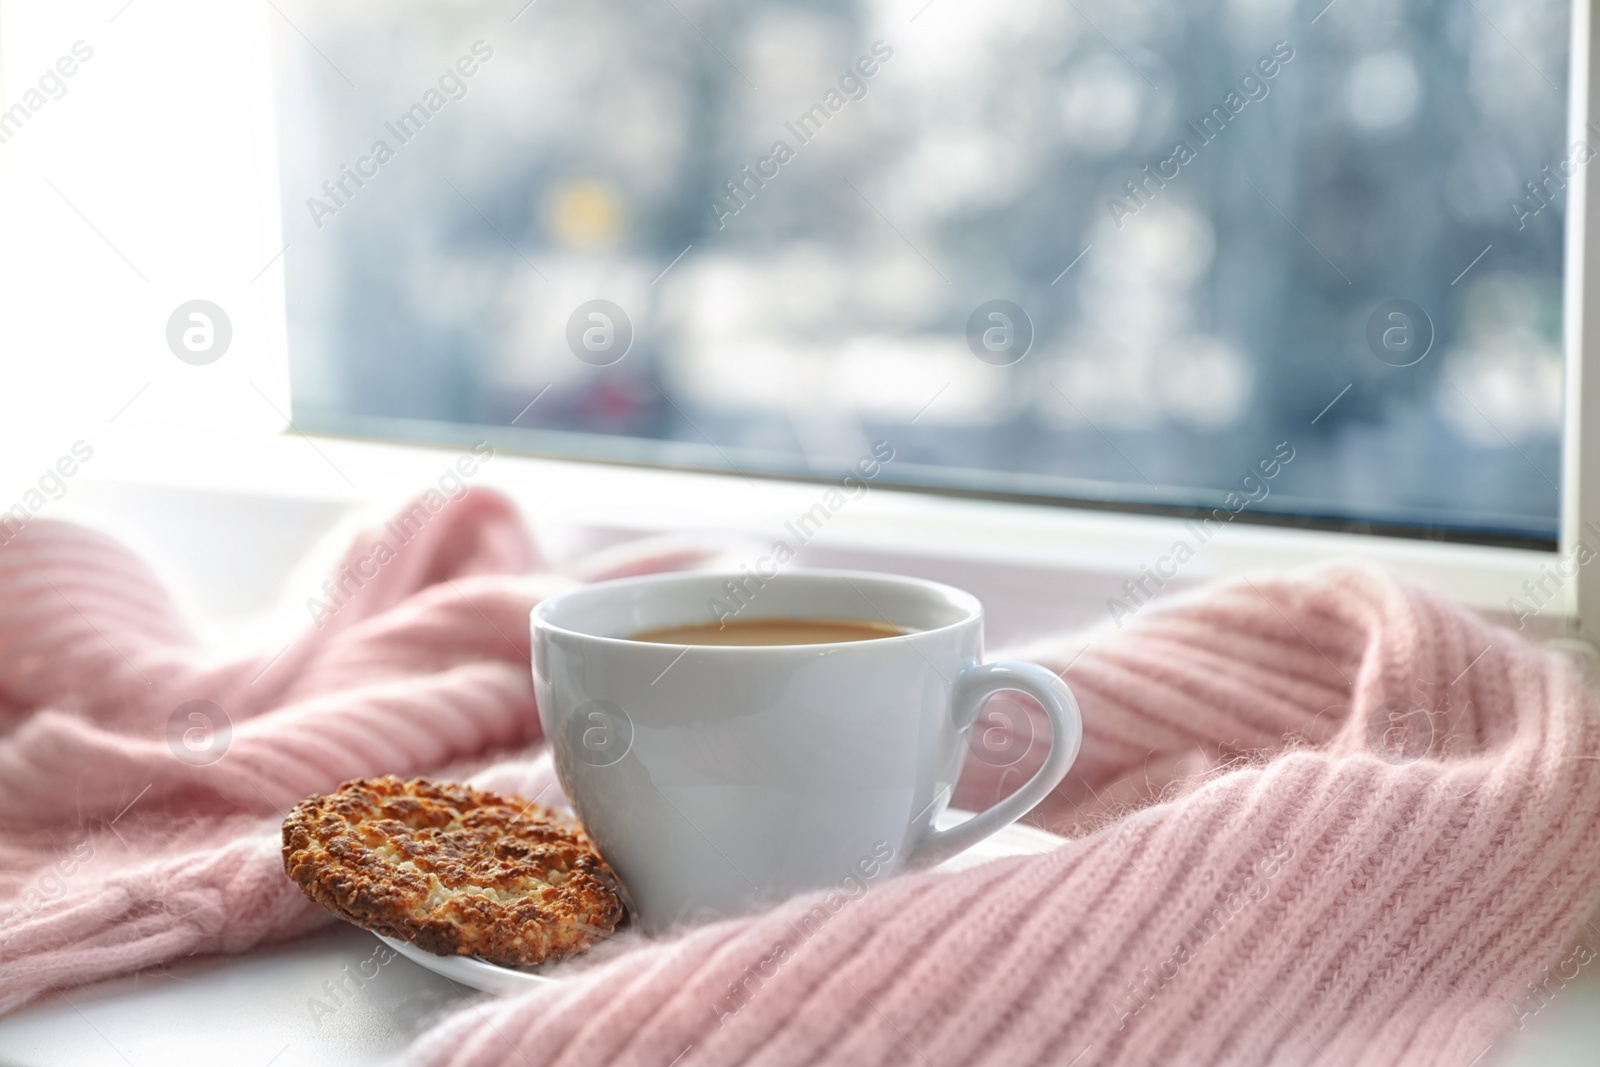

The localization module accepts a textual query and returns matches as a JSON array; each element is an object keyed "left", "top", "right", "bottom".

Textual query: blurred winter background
[{"left": 272, "top": 0, "right": 1569, "bottom": 543}]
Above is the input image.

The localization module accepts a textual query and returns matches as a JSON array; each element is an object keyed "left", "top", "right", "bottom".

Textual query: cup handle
[{"left": 907, "top": 661, "right": 1083, "bottom": 869}]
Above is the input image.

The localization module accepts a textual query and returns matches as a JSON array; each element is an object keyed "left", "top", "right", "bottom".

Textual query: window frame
[
  {"left": 259, "top": 0, "right": 1589, "bottom": 636},
  {"left": 265, "top": 0, "right": 1585, "bottom": 594},
  {"left": 1565, "top": 0, "right": 1600, "bottom": 641}
]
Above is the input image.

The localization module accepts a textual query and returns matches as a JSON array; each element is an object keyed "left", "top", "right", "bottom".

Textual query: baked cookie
[{"left": 282, "top": 776, "right": 624, "bottom": 967}]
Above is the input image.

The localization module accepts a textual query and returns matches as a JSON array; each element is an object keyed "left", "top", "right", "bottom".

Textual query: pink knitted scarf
[{"left": 3, "top": 489, "right": 1599, "bottom": 1067}]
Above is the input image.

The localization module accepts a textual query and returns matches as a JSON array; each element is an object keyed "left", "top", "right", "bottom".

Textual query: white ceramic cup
[{"left": 530, "top": 569, "right": 1081, "bottom": 931}]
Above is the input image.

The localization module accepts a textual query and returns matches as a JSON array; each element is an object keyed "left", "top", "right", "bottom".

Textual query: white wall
[{"left": 0, "top": 0, "right": 288, "bottom": 507}]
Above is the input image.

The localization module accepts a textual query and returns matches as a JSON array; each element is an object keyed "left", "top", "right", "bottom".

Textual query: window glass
[{"left": 273, "top": 0, "right": 1570, "bottom": 544}]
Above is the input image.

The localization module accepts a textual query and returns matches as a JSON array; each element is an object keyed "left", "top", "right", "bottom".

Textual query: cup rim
[{"left": 530, "top": 568, "right": 983, "bottom": 650}]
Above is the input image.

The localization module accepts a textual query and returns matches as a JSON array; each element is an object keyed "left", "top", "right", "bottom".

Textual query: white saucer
[{"left": 379, "top": 810, "right": 1063, "bottom": 994}]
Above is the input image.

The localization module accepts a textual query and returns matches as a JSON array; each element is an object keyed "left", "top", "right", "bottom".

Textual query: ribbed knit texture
[
  {"left": 405, "top": 553, "right": 1600, "bottom": 1066},
  {"left": 3, "top": 490, "right": 1599, "bottom": 1067}
]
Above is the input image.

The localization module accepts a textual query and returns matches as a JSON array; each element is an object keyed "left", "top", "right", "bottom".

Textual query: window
[{"left": 270, "top": 0, "right": 1572, "bottom": 547}]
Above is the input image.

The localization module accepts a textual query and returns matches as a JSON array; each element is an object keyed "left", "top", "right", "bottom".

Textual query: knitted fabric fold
[
  {"left": 0, "top": 490, "right": 716, "bottom": 1013},
  {"left": 2, "top": 489, "right": 1598, "bottom": 1067},
  {"left": 406, "top": 568, "right": 1600, "bottom": 1067}
]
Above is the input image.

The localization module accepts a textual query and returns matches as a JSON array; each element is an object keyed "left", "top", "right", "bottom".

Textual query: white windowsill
[{"left": 48, "top": 422, "right": 1565, "bottom": 648}]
